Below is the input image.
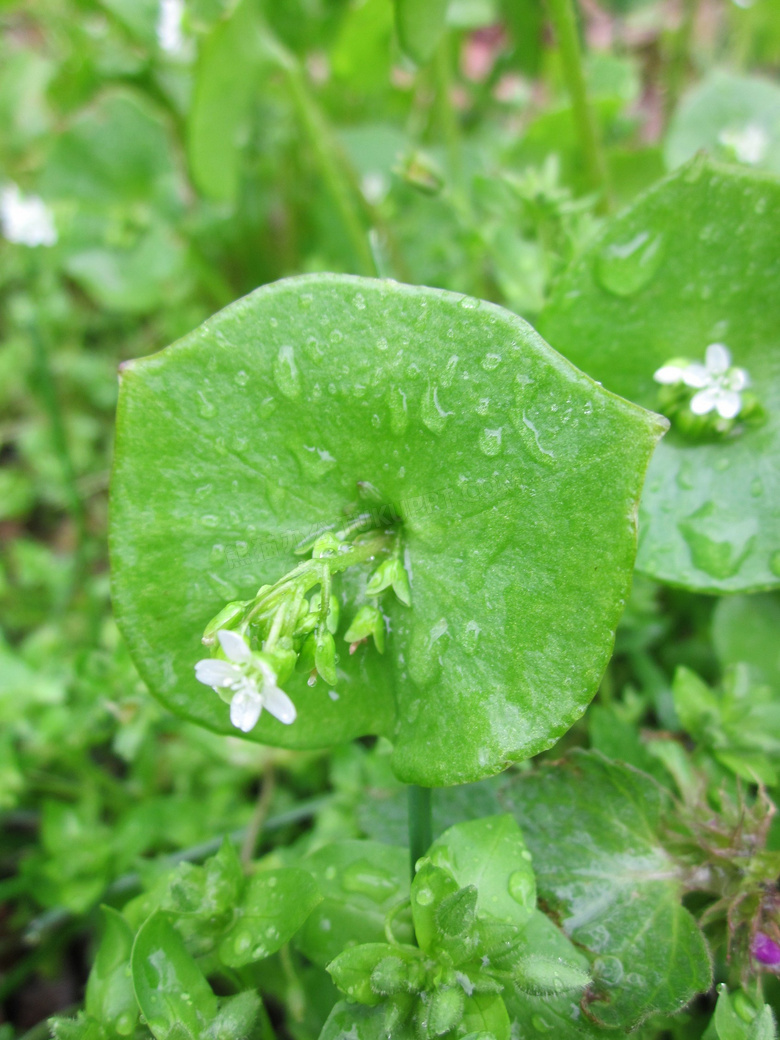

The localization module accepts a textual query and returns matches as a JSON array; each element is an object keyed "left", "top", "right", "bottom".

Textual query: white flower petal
[
  {"left": 654, "top": 365, "right": 687, "bottom": 385},
  {"left": 195, "top": 658, "right": 241, "bottom": 687},
  {"left": 690, "top": 388, "right": 718, "bottom": 415},
  {"left": 682, "top": 363, "right": 710, "bottom": 389},
  {"left": 263, "top": 685, "right": 297, "bottom": 725},
  {"left": 705, "top": 343, "right": 731, "bottom": 374},
  {"left": 218, "top": 629, "right": 252, "bottom": 662},
  {"left": 715, "top": 390, "right": 742, "bottom": 419},
  {"left": 727, "top": 367, "right": 750, "bottom": 391},
  {"left": 230, "top": 689, "right": 263, "bottom": 732}
]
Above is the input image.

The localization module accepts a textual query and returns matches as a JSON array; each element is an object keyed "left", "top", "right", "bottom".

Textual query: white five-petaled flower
[
  {"left": 654, "top": 343, "right": 750, "bottom": 420},
  {"left": 195, "top": 629, "right": 296, "bottom": 733},
  {"left": 1, "top": 184, "right": 57, "bottom": 247},
  {"left": 718, "top": 124, "right": 769, "bottom": 166}
]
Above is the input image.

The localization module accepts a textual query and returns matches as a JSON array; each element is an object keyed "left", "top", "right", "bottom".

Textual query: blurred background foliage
[{"left": 1, "top": 0, "right": 780, "bottom": 1034}]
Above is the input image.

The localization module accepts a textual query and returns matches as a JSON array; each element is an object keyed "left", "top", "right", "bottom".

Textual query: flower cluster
[
  {"left": 657, "top": 339, "right": 761, "bottom": 432},
  {"left": 193, "top": 519, "right": 409, "bottom": 735}
]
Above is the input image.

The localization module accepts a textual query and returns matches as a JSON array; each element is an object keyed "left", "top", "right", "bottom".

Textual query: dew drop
[
  {"left": 197, "top": 391, "right": 215, "bottom": 418},
  {"left": 479, "top": 427, "right": 503, "bottom": 456},
  {"left": 274, "top": 345, "right": 301, "bottom": 399},
  {"left": 200, "top": 515, "right": 219, "bottom": 528},
  {"left": 441, "top": 355, "right": 459, "bottom": 388},
  {"left": 376, "top": 336, "right": 389, "bottom": 351},
  {"left": 299, "top": 293, "right": 313, "bottom": 309},
  {"left": 234, "top": 932, "right": 252, "bottom": 955},
  {"left": 342, "top": 860, "right": 398, "bottom": 902},
  {"left": 531, "top": 1015, "right": 553, "bottom": 1033},
  {"left": 593, "top": 955, "right": 624, "bottom": 987},
  {"left": 234, "top": 369, "right": 249, "bottom": 386},
  {"left": 459, "top": 295, "right": 480, "bottom": 310},
  {"left": 421, "top": 384, "right": 452, "bottom": 434},
  {"left": 389, "top": 386, "right": 408, "bottom": 435},
  {"left": 481, "top": 353, "right": 502, "bottom": 371},
  {"left": 354, "top": 292, "right": 366, "bottom": 310},
  {"left": 596, "top": 230, "right": 665, "bottom": 297},
  {"left": 330, "top": 328, "right": 344, "bottom": 345},
  {"left": 415, "top": 886, "right": 434, "bottom": 906},
  {"left": 461, "top": 620, "right": 480, "bottom": 655},
  {"left": 508, "top": 869, "right": 535, "bottom": 909}
]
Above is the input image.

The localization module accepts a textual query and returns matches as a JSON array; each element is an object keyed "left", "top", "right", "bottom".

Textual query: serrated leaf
[
  {"left": 131, "top": 911, "right": 218, "bottom": 1039},
  {"left": 502, "top": 750, "right": 712, "bottom": 1029},
  {"left": 218, "top": 867, "right": 321, "bottom": 967},
  {"left": 110, "top": 275, "right": 664, "bottom": 786},
  {"left": 295, "top": 840, "right": 411, "bottom": 967},
  {"left": 541, "top": 157, "right": 780, "bottom": 593}
]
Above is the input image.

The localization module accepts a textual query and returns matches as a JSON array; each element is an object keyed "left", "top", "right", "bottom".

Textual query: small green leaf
[
  {"left": 512, "top": 954, "right": 590, "bottom": 996},
  {"left": 411, "top": 862, "right": 460, "bottom": 954},
  {"left": 393, "top": 0, "right": 448, "bottom": 65},
  {"left": 327, "top": 942, "right": 404, "bottom": 1005},
  {"left": 713, "top": 986, "right": 777, "bottom": 1040},
  {"left": 319, "top": 1001, "right": 387, "bottom": 1040},
  {"left": 131, "top": 912, "right": 218, "bottom": 1040},
  {"left": 427, "top": 815, "right": 536, "bottom": 929},
  {"left": 187, "top": 0, "right": 266, "bottom": 202},
  {"left": 435, "top": 884, "right": 478, "bottom": 938},
  {"left": 503, "top": 751, "right": 712, "bottom": 1029},
  {"left": 296, "top": 840, "right": 411, "bottom": 967},
  {"left": 460, "top": 992, "right": 511, "bottom": 1040},
  {"left": 85, "top": 907, "right": 137, "bottom": 1037},
  {"left": 205, "top": 991, "right": 264, "bottom": 1040},
  {"left": 218, "top": 867, "right": 322, "bottom": 967}
]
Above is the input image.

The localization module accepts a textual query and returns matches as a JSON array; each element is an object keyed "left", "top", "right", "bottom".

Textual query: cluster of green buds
[
  {"left": 194, "top": 514, "right": 410, "bottom": 734},
  {"left": 326, "top": 834, "right": 589, "bottom": 1039}
]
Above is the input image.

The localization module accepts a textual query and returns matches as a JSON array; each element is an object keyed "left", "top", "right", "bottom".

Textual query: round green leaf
[
  {"left": 665, "top": 72, "right": 780, "bottom": 175},
  {"left": 110, "top": 274, "right": 664, "bottom": 785},
  {"left": 541, "top": 157, "right": 780, "bottom": 593}
]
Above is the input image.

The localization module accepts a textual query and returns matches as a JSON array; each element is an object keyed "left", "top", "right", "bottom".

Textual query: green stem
[
  {"left": 408, "top": 785, "right": 433, "bottom": 878},
  {"left": 273, "top": 44, "right": 377, "bottom": 277},
  {"left": 546, "top": 0, "right": 611, "bottom": 208},
  {"left": 664, "top": 0, "right": 699, "bottom": 120},
  {"left": 245, "top": 530, "right": 395, "bottom": 625},
  {"left": 433, "top": 39, "right": 466, "bottom": 204}
]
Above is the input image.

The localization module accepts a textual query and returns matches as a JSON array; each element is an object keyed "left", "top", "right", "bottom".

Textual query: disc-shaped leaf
[
  {"left": 541, "top": 157, "right": 780, "bottom": 592},
  {"left": 110, "top": 274, "right": 664, "bottom": 785}
]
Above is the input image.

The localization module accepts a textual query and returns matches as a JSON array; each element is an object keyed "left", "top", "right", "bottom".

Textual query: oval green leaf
[
  {"left": 541, "top": 157, "right": 780, "bottom": 593},
  {"left": 110, "top": 274, "right": 664, "bottom": 785}
]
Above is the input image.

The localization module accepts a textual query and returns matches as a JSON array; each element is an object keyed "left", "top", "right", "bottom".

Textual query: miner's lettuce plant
[{"left": 4, "top": 0, "right": 780, "bottom": 1038}]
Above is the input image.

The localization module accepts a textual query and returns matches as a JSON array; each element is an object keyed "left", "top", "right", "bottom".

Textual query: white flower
[
  {"left": 157, "top": 0, "right": 187, "bottom": 56},
  {"left": 718, "top": 124, "right": 768, "bottom": 166},
  {"left": 195, "top": 629, "right": 296, "bottom": 732},
  {"left": 654, "top": 343, "right": 750, "bottom": 420},
  {"left": 1, "top": 184, "right": 57, "bottom": 247}
]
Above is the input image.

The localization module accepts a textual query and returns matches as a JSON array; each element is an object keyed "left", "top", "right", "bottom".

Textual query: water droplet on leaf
[{"left": 596, "top": 231, "right": 665, "bottom": 297}]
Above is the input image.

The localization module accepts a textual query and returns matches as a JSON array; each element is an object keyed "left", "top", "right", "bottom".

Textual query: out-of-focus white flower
[
  {"left": 157, "top": 0, "right": 187, "bottom": 56},
  {"left": 195, "top": 629, "right": 296, "bottom": 733},
  {"left": 1, "top": 184, "right": 57, "bottom": 247},
  {"left": 718, "top": 124, "right": 769, "bottom": 166},
  {"left": 654, "top": 343, "right": 750, "bottom": 420}
]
